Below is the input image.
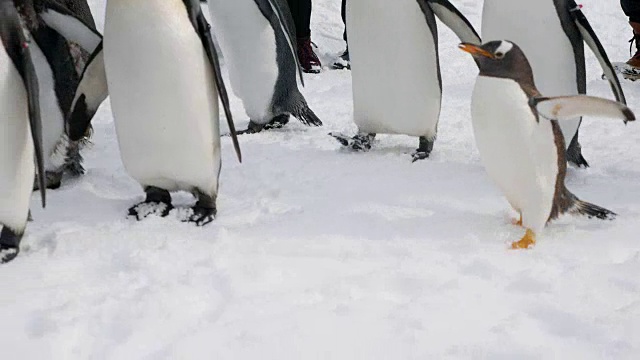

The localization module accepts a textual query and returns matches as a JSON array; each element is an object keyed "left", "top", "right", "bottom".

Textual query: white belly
[
  {"left": 105, "top": 0, "right": 221, "bottom": 195},
  {"left": 30, "top": 40, "right": 66, "bottom": 172},
  {"left": 347, "top": 0, "right": 441, "bottom": 137},
  {"left": 208, "top": 0, "right": 278, "bottom": 122},
  {"left": 471, "top": 76, "right": 558, "bottom": 233},
  {"left": 482, "top": 0, "right": 580, "bottom": 145},
  {"left": 0, "top": 45, "right": 35, "bottom": 233}
]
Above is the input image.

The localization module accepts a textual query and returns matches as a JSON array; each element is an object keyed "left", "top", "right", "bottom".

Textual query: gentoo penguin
[
  {"left": 330, "top": 0, "right": 481, "bottom": 162},
  {"left": 15, "top": 0, "right": 101, "bottom": 190},
  {"left": 99, "top": 0, "right": 241, "bottom": 224},
  {"left": 482, "top": 0, "right": 626, "bottom": 168},
  {"left": 207, "top": 0, "right": 323, "bottom": 134},
  {"left": 460, "top": 40, "right": 635, "bottom": 249},
  {"left": 0, "top": 0, "right": 47, "bottom": 263}
]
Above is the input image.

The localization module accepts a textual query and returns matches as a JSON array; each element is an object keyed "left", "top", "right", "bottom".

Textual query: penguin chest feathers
[
  {"left": 104, "top": 0, "right": 222, "bottom": 194},
  {"left": 0, "top": 44, "right": 36, "bottom": 232},
  {"left": 471, "top": 76, "right": 560, "bottom": 232}
]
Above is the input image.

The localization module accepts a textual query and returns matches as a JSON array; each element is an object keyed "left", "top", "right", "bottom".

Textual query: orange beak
[{"left": 458, "top": 43, "right": 494, "bottom": 59}]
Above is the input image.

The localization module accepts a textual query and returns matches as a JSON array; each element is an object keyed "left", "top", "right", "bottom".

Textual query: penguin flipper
[
  {"left": 532, "top": 96, "right": 635, "bottom": 124},
  {"left": 67, "top": 41, "right": 108, "bottom": 142},
  {"left": 265, "top": 0, "right": 305, "bottom": 87},
  {"left": 569, "top": 2, "right": 626, "bottom": 104},
  {"left": 38, "top": 1, "right": 102, "bottom": 53},
  {"left": 422, "top": 0, "right": 481, "bottom": 45},
  {"left": 23, "top": 42, "right": 46, "bottom": 208},
  {"left": 0, "top": 3, "right": 47, "bottom": 207},
  {"left": 184, "top": 0, "right": 242, "bottom": 163}
]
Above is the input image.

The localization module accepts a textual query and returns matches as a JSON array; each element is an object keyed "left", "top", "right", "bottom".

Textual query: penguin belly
[
  {"left": 208, "top": 0, "right": 279, "bottom": 123},
  {"left": 29, "top": 40, "right": 66, "bottom": 172},
  {"left": 105, "top": 0, "right": 221, "bottom": 195},
  {"left": 347, "top": 0, "right": 441, "bottom": 137},
  {"left": 482, "top": 0, "right": 580, "bottom": 146},
  {"left": 471, "top": 76, "right": 558, "bottom": 233},
  {"left": 0, "top": 45, "right": 35, "bottom": 233}
]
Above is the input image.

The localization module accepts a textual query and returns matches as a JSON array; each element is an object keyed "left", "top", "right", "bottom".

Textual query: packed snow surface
[{"left": 2, "top": 0, "right": 640, "bottom": 358}]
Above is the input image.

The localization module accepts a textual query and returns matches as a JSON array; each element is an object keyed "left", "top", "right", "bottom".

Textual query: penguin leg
[
  {"left": 566, "top": 132, "right": 589, "bottom": 168},
  {"left": 263, "top": 114, "right": 291, "bottom": 130},
  {"left": 411, "top": 136, "right": 434, "bottom": 163},
  {"left": 0, "top": 227, "right": 24, "bottom": 264},
  {"left": 237, "top": 120, "right": 267, "bottom": 135},
  {"left": 128, "top": 186, "right": 173, "bottom": 220},
  {"left": 185, "top": 190, "right": 216, "bottom": 227},
  {"left": 511, "top": 228, "right": 536, "bottom": 250},
  {"left": 33, "top": 171, "right": 63, "bottom": 191},
  {"left": 511, "top": 213, "right": 523, "bottom": 227}
]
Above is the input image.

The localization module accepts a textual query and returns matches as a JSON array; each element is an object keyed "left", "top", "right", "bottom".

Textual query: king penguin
[
  {"left": 0, "top": 0, "right": 47, "bottom": 263},
  {"left": 16, "top": 0, "right": 101, "bottom": 190},
  {"left": 99, "top": 0, "right": 241, "bottom": 225},
  {"left": 207, "top": 0, "right": 323, "bottom": 134},
  {"left": 460, "top": 40, "right": 635, "bottom": 249},
  {"left": 330, "top": 0, "right": 481, "bottom": 161},
  {"left": 482, "top": 0, "right": 626, "bottom": 168}
]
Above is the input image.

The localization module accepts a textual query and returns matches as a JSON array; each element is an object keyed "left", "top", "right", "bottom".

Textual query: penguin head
[{"left": 459, "top": 40, "right": 535, "bottom": 84}]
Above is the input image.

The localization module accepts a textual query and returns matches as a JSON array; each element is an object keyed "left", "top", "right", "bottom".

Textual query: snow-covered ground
[{"left": 2, "top": 0, "right": 640, "bottom": 358}]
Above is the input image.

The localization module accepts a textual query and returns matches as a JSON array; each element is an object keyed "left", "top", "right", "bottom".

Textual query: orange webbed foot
[{"left": 511, "top": 229, "right": 536, "bottom": 250}]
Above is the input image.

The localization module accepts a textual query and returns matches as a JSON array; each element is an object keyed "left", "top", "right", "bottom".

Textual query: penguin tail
[
  {"left": 291, "top": 101, "right": 323, "bottom": 127},
  {"left": 570, "top": 199, "right": 617, "bottom": 220}
]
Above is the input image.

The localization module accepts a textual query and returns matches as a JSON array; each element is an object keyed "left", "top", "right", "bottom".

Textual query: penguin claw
[
  {"left": 183, "top": 206, "right": 216, "bottom": 227},
  {"left": 263, "top": 114, "right": 290, "bottom": 130},
  {"left": 329, "top": 132, "right": 352, "bottom": 147},
  {"left": 411, "top": 151, "right": 430, "bottom": 163},
  {"left": 128, "top": 202, "right": 173, "bottom": 221},
  {"left": 0, "top": 245, "right": 19, "bottom": 264},
  {"left": 329, "top": 133, "right": 373, "bottom": 151}
]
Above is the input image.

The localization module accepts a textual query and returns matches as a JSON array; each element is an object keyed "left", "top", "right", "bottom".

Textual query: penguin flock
[{"left": 0, "top": 0, "right": 635, "bottom": 263}]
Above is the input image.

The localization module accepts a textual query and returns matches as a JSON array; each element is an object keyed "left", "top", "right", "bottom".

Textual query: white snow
[{"left": 2, "top": 0, "right": 640, "bottom": 358}]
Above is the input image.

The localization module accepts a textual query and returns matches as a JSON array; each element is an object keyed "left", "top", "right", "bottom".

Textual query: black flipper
[
  {"left": 568, "top": 1, "right": 626, "bottom": 104},
  {"left": 67, "top": 41, "right": 107, "bottom": 141},
  {"left": 425, "top": 0, "right": 481, "bottom": 45},
  {"left": 22, "top": 35, "right": 46, "bottom": 206},
  {"left": 0, "top": 0, "right": 46, "bottom": 207},
  {"left": 418, "top": 0, "right": 481, "bottom": 70},
  {"left": 37, "top": 0, "right": 102, "bottom": 53},
  {"left": 267, "top": 0, "right": 305, "bottom": 86},
  {"left": 183, "top": 0, "right": 242, "bottom": 163}
]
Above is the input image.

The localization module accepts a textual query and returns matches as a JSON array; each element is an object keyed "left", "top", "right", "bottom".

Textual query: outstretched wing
[
  {"left": 568, "top": 1, "right": 626, "bottom": 104},
  {"left": 532, "top": 95, "right": 635, "bottom": 124},
  {"left": 422, "top": 0, "right": 481, "bottom": 45},
  {"left": 0, "top": 0, "right": 46, "bottom": 206},
  {"left": 183, "top": 0, "right": 242, "bottom": 163}
]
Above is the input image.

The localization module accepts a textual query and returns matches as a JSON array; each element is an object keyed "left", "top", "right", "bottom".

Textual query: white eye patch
[{"left": 495, "top": 41, "right": 514, "bottom": 55}]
